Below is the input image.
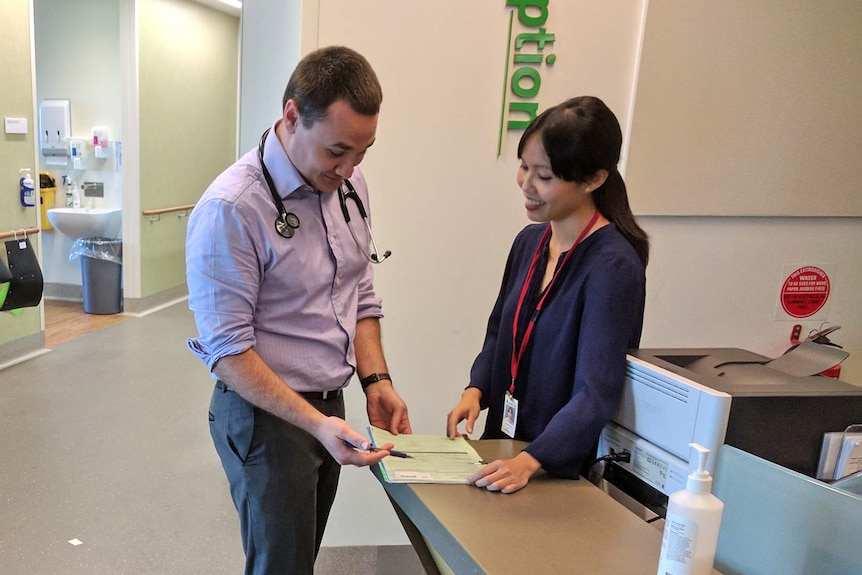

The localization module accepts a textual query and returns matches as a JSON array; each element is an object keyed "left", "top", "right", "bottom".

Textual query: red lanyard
[{"left": 509, "top": 211, "right": 600, "bottom": 394}]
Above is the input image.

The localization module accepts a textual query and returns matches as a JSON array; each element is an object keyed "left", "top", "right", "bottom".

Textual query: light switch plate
[{"left": 4, "top": 117, "right": 28, "bottom": 134}]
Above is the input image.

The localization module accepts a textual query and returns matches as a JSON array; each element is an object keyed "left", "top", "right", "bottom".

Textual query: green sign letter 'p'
[{"left": 507, "top": 0, "right": 549, "bottom": 27}]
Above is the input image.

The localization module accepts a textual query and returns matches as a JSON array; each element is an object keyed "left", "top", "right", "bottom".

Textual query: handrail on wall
[
  {"left": 0, "top": 227, "right": 40, "bottom": 240},
  {"left": 142, "top": 204, "right": 196, "bottom": 223}
]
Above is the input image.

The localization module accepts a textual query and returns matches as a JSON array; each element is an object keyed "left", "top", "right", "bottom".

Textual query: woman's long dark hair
[{"left": 517, "top": 96, "right": 649, "bottom": 265}]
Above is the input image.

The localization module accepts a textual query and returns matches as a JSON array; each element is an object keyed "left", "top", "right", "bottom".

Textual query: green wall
[
  {"left": 139, "top": 0, "right": 238, "bottom": 298},
  {"left": 0, "top": 0, "right": 42, "bottom": 349}
]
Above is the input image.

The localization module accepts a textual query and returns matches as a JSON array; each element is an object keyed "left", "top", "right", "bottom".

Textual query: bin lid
[{"left": 39, "top": 171, "right": 56, "bottom": 188}]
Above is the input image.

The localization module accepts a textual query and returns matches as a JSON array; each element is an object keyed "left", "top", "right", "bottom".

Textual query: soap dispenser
[
  {"left": 656, "top": 443, "right": 724, "bottom": 575},
  {"left": 19, "top": 168, "right": 35, "bottom": 207}
]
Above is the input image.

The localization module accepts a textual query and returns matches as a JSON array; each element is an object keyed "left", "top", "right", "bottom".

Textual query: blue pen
[{"left": 342, "top": 440, "right": 411, "bottom": 458}]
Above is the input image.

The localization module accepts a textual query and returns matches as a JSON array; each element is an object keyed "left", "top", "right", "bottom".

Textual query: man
[{"left": 186, "top": 46, "right": 411, "bottom": 575}]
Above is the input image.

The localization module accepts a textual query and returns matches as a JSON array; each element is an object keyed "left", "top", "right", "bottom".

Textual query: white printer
[{"left": 593, "top": 348, "right": 862, "bottom": 520}]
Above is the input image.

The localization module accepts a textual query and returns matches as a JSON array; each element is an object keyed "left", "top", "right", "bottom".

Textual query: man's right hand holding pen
[{"left": 342, "top": 439, "right": 411, "bottom": 459}]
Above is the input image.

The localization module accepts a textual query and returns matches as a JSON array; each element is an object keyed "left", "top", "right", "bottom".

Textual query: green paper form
[{"left": 369, "top": 426, "right": 485, "bottom": 484}]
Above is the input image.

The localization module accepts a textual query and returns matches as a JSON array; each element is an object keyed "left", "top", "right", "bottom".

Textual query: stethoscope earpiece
[{"left": 370, "top": 250, "right": 392, "bottom": 264}]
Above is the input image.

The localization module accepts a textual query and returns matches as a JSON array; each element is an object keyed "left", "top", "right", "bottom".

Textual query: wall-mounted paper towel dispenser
[{"left": 39, "top": 99, "right": 71, "bottom": 157}]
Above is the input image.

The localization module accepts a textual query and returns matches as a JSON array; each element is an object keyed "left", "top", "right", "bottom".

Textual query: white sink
[{"left": 47, "top": 207, "right": 123, "bottom": 240}]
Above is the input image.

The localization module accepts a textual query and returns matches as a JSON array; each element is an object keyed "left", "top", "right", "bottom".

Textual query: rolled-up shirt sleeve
[
  {"left": 186, "top": 187, "right": 262, "bottom": 374},
  {"left": 355, "top": 264, "right": 382, "bottom": 321}
]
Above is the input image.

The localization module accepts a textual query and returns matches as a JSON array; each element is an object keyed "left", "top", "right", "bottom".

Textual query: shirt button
[{"left": 329, "top": 235, "right": 336, "bottom": 244}]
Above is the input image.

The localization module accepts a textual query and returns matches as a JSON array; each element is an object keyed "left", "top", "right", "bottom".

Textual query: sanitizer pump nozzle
[
  {"left": 687, "top": 444, "right": 713, "bottom": 493},
  {"left": 656, "top": 443, "right": 725, "bottom": 575},
  {"left": 19, "top": 168, "right": 35, "bottom": 207}
]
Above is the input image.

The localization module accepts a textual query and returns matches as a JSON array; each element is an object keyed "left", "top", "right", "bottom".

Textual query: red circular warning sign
[{"left": 780, "top": 266, "right": 830, "bottom": 318}]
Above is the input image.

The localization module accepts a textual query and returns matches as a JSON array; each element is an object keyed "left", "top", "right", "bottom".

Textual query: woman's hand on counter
[{"left": 467, "top": 451, "right": 541, "bottom": 494}]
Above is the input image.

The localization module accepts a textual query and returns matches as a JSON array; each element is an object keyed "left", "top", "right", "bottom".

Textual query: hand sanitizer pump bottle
[
  {"left": 19, "top": 168, "right": 35, "bottom": 207},
  {"left": 656, "top": 444, "right": 724, "bottom": 575},
  {"left": 71, "top": 181, "right": 81, "bottom": 208},
  {"left": 63, "top": 175, "right": 73, "bottom": 207}
]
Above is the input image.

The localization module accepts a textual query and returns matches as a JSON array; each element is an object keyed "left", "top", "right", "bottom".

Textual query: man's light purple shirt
[{"left": 186, "top": 122, "right": 382, "bottom": 392}]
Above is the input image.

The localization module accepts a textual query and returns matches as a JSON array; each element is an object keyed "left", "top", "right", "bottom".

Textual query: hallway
[
  {"left": 43, "top": 299, "right": 130, "bottom": 348},
  {"left": 0, "top": 302, "right": 422, "bottom": 574},
  {"left": 1, "top": 302, "right": 244, "bottom": 573}
]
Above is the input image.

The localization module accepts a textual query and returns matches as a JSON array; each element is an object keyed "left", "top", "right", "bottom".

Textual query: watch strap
[{"left": 360, "top": 372, "right": 391, "bottom": 389}]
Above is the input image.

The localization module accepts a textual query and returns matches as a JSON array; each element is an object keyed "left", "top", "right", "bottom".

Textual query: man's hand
[
  {"left": 314, "top": 415, "right": 397, "bottom": 466},
  {"left": 364, "top": 380, "right": 412, "bottom": 435}
]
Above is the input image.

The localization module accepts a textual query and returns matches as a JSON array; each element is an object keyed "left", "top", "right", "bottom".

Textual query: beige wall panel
[
  {"left": 627, "top": 0, "right": 862, "bottom": 216},
  {"left": 0, "top": 0, "right": 41, "bottom": 347},
  {"left": 139, "top": 0, "right": 238, "bottom": 297}
]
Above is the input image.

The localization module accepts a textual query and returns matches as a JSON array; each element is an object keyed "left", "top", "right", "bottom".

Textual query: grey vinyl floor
[{"left": 0, "top": 302, "right": 424, "bottom": 575}]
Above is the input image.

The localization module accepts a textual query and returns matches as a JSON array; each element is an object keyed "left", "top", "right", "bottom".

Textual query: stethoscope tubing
[
  {"left": 339, "top": 180, "right": 390, "bottom": 263},
  {"left": 258, "top": 128, "right": 390, "bottom": 263},
  {"left": 259, "top": 128, "right": 299, "bottom": 238}
]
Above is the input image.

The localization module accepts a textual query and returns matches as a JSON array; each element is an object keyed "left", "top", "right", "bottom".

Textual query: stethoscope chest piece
[{"left": 275, "top": 213, "right": 300, "bottom": 238}]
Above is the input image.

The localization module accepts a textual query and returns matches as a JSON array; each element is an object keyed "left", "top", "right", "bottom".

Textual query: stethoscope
[{"left": 258, "top": 128, "right": 391, "bottom": 264}]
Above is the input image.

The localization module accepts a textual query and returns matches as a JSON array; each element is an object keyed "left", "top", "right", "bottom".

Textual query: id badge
[{"left": 501, "top": 392, "right": 518, "bottom": 438}]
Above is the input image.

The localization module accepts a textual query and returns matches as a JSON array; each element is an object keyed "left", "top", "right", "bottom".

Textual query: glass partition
[
  {"left": 832, "top": 469, "right": 862, "bottom": 496},
  {"left": 713, "top": 445, "right": 862, "bottom": 575}
]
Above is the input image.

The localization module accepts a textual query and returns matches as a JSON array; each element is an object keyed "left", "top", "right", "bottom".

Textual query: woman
[{"left": 446, "top": 96, "right": 648, "bottom": 494}]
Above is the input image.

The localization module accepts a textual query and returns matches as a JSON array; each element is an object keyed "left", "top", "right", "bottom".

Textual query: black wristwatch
[{"left": 360, "top": 372, "right": 391, "bottom": 390}]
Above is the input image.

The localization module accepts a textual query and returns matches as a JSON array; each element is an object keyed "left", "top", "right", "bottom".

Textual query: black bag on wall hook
[{"left": 1, "top": 235, "right": 44, "bottom": 311}]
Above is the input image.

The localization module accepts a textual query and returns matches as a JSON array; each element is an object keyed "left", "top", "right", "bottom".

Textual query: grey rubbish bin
[{"left": 72, "top": 237, "right": 123, "bottom": 315}]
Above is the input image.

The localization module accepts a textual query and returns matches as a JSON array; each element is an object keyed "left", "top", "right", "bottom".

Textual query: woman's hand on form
[
  {"left": 446, "top": 387, "right": 483, "bottom": 438},
  {"left": 467, "top": 451, "right": 541, "bottom": 494}
]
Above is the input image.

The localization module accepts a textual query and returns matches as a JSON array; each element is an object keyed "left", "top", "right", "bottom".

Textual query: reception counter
[{"left": 373, "top": 440, "right": 713, "bottom": 575}]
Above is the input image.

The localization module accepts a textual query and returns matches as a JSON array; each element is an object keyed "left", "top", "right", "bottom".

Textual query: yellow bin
[{"left": 39, "top": 171, "right": 56, "bottom": 231}]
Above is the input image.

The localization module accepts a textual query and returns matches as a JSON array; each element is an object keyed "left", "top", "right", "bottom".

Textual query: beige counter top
[{"left": 376, "top": 440, "right": 711, "bottom": 575}]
